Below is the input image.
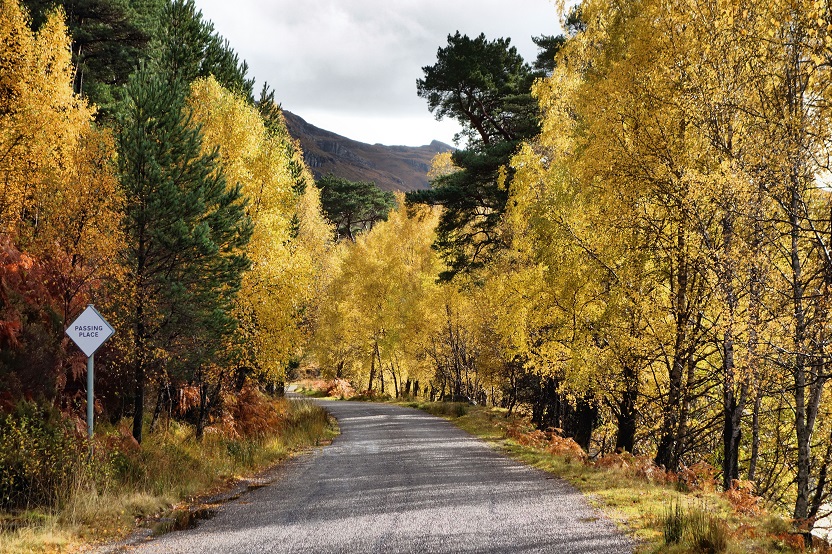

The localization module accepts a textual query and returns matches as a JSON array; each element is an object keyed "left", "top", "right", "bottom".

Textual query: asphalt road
[{"left": 128, "top": 401, "right": 633, "bottom": 553}]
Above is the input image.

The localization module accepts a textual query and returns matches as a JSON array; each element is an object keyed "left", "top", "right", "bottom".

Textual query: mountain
[{"left": 282, "top": 111, "right": 453, "bottom": 192}]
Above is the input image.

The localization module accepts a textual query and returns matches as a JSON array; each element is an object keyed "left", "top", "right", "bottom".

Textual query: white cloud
[
  {"left": 194, "top": 0, "right": 561, "bottom": 146},
  {"left": 299, "top": 110, "right": 464, "bottom": 148}
]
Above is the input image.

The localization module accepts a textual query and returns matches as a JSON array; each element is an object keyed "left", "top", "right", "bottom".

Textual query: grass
[
  {"left": 0, "top": 397, "right": 337, "bottom": 553},
  {"left": 292, "top": 378, "right": 343, "bottom": 399},
  {"left": 400, "top": 400, "right": 812, "bottom": 554}
]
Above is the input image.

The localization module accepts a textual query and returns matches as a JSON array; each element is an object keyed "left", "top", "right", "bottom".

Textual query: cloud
[{"left": 194, "top": 0, "right": 561, "bottom": 146}]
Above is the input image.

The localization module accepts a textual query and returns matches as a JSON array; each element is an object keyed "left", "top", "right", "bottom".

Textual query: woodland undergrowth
[
  {"left": 406, "top": 399, "right": 827, "bottom": 554},
  {"left": 0, "top": 392, "right": 334, "bottom": 554}
]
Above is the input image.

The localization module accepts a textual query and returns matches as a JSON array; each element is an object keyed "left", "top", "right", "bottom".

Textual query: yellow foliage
[
  {"left": 311, "top": 198, "right": 440, "bottom": 392},
  {"left": 0, "top": 0, "right": 122, "bottom": 319},
  {"left": 427, "top": 151, "right": 458, "bottom": 181},
  {"left": 187, "top": 77, "right": 332, "bottom": 382},
  {"left": 499, "top": 0, "right": 832, "bottom": 514}
]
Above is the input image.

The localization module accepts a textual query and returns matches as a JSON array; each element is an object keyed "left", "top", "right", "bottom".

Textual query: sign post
[{"left": 65, "top": 305, "right": 115, "bottom": 441}]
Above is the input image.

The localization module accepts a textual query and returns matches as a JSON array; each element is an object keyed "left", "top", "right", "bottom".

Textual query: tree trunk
[
  {"left": 655, "top": 349, "right": 685, "bottom": 469},
  {"left": 748, "top": 384, "right": 763, "bottom": 481},
  {"left": 722, "top": 319, "right": 749, "bottom": 490},
  {"left": 656, "top": 222, "right": 690, "bottom": 470},
  {"left": 132, "top": 300, "right": 146, "bottom": 444},
  {"left": 196, "top": 370, "right": 225, "bottom": 441},
  {"left": 615, "top": 363, "right": 638, "bottom": 453},
  {"left": 570, "top": 397, "right": 598, "bottom": 452},
  {"left": 196, "top": 380, "right": 208, "bottom": 441},
  {"left": 790, "top": 176, "right": 811, "bottom": 523},
  {"left": 368, "top": 343, "right": 376, "bottom": 392},
  {"left": 809, "top": 435, "right": 832, "bottom": 523},
  {"left": 720, "top": 209, "right": 747, "bottom": 491},
  {"left": 377, "top": 344, "right": 385, "bottom": 395},
  {"left": 234, "top": 365, "right": 249, "bottom": 392},
  {"left": 132, "top": 362, "right": 145, "bottom": 443},
  {"left": 672, "top": 346, "right": 699, "bottom": 467},
  {"left": 149, "top": 382, "right": 168, "bottom": 434},
  {"left": 131, "top": 221, "right": 148, "bottom": 444},
  {"left": 747, "top": 194, "right": 764, "bottom": 483}
]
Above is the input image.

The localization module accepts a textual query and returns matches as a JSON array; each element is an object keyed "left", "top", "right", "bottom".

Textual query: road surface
[{"left": 127, "top": 401, "right": 633, "bottom": 553}]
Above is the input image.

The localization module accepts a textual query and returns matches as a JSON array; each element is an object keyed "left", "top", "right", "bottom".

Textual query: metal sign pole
[
  {"left": 87, "top": 353, "right": 94, "bottom": 440},
  {"left": 65, "top": 304, "right": 113, "bottom": 456}
]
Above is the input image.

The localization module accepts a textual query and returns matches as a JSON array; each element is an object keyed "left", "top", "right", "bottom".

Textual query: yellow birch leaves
[
  {"left": 0, "top": 0, "right": 122, "bottom": 316},
  {"left": 187, "top": 77, "right": 332, "bottom": 381}
]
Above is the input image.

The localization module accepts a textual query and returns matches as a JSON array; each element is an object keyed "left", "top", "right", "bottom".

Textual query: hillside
[{"left": 282, "top": 111, "right": 453, "bottom": 192}]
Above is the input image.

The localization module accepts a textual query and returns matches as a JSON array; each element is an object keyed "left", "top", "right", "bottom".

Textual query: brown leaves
[
  {"left": 723, "top": 479, "right": 762, "bottom": 515},
  {"left": 228, "top": 385, "right": 288, "bottom": 439},
  {"left": 503, "top": 422, "right": 588, "bottom": 462},
  {"left": 0, "top": 235, "right": 50, "bottom": 341}
]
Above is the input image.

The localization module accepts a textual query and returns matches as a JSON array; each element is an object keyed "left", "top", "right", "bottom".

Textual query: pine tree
[
  {"left": 20, "top": 0, "right": 163, "bottom": 118},
  {"left": 315, "top": 174, "right": 396, "bottom": 242},
  {"left": 408, "top": 32, "right": 543, "bottom": 279},
  {"left": 154, "top": 0, "right": 253, "bottom": 99},
  {"left": 117, "top": 63, "right": 251, "bottom": 443}
]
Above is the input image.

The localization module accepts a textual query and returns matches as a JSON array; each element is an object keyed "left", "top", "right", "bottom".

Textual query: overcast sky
[{"left": 193, "top": 0, "right": 562, "bottom": 147}]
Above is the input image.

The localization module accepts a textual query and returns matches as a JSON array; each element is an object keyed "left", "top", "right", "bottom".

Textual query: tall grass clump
[
  {"left": 663, "top": 497, "right": 685, "bottom": 545},
  {"left": 661, "top": 498, "right": 728, "bottom": 553},
  {"left": 687, "top": 504, "right": 728, "bottom": 553}
]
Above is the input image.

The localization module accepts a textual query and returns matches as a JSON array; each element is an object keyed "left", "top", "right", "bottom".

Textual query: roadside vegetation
[
  {"left": 0, "top": 393, "right": 334, "bottom": 554},
  {"left": 307, "top": 1, "right": 832, "bottom": 548},
  {"left": 294, "top": 378, "right": 822, "bottom": 553},
  {"left": 1, "top": 0, "right": 334, "bottom": 551},
  {"left": 435, "top": 403, "right": 812, "bottom": 554},
  {"left": 6, "top": 0, "right": 832, "bottom": 550}
]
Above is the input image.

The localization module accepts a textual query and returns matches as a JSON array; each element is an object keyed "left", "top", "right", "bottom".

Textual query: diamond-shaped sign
[{"left": 66, "top": 305, "right": 114, "bottom": 357}]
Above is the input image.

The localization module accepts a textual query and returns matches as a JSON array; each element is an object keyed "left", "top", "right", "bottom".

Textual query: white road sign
[{"left": 66, "top": 305, "right": 115, "bottom": 357}]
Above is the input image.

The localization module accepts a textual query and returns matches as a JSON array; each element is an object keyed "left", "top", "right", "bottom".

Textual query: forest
[
  {"left": 3, "top": 0, "right": 832, "bottom": 545},
  {"left": 0, "top": 0, "right": 334, "bottom": 525},
  {"left": 314, "top": 0, "right": 832, "bottom": 534}
]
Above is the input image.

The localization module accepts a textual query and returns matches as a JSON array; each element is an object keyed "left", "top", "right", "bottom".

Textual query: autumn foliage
[
  {"left": 0, "top": 1, "right": 116, "bottom": 408},
  {"left": 7, "top": 0, "right": 832, "bottom": 546},
  {"left": 0, "top": 0, "right": 334, "bottom": 517},
  {"left": 306, "top": 0, "right": 832, "bottom": 540}
]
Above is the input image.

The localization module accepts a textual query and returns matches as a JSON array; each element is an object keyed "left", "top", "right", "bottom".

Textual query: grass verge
[
  {"left": 0, "top": 396, "right": 337, "bottom": 554},
  {"left": 401, "top": 400, "right": 815, "bottom": 554}
]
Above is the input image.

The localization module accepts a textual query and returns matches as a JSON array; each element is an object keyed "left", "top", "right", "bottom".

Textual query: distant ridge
[{"left": 282, "top": 111, "right": 453, "bottom": 192}]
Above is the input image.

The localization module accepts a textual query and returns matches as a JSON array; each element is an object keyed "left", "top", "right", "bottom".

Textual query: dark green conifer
[
  {"left": 408, "top": 32, "right": 541, "bottom": 279},
  {"left": 154, "top": 0, "right": 253, "bottom": 99},
  {"left": 315, "top": 175, "right": 396, "bottom": 242},
  {"left": 117, "top": 63, "right": 251, "bottom": 443}
]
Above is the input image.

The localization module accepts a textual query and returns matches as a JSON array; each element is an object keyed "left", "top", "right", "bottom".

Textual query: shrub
[
  {"left": 229, "top": 386, "right": 287, "bottom": 439},
  {"left": 326, "top": 379, "right": 355, "bottom": 399},
  {"left": 0, "top": 402, "right": 85, "bottom": 511},
  {"left": 594, "top": 452, "right": 672, "bottom": 484},
  {"left": 677, "top": 461, "right": 718, "bottom": 493},
  {"left": 723, "top": 480, "right": 762, "bottom": 515},
  {"left": 501, "top": 423, "right": 586, "bottom": 462}
]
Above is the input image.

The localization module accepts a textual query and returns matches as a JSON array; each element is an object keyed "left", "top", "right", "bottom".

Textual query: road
[{"left": 127, "top": 401, "right": 633, "bottom": 553}]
